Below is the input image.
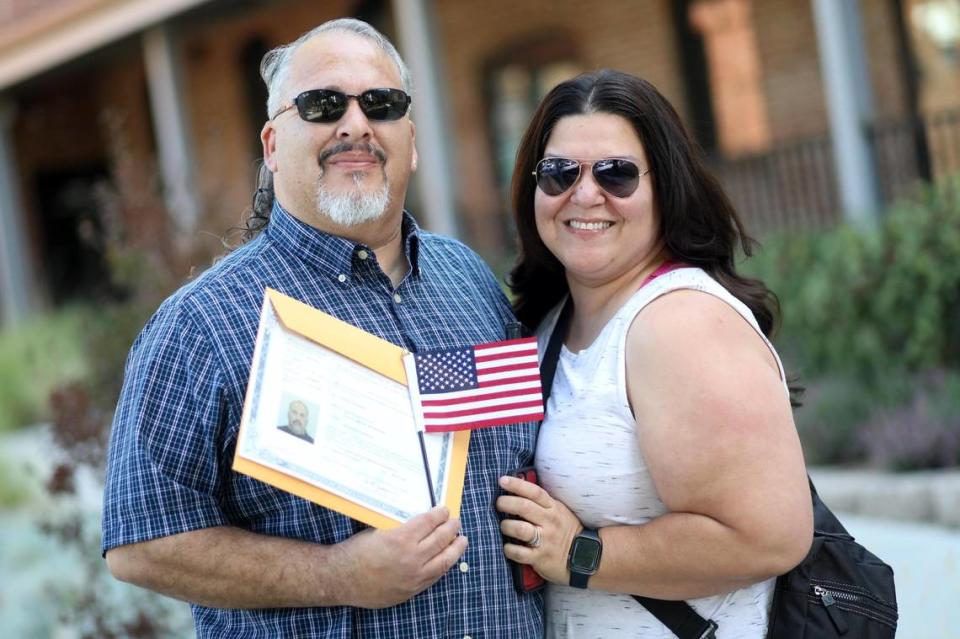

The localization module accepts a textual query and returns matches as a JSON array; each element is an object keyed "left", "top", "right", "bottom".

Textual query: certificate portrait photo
[{"left": 277, "top": 397, "right": 315, "bottom": 444}]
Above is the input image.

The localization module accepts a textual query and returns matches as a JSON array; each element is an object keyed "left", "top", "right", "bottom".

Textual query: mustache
[{"left": 318, "top": 142, "right": 387, "bottom": 165}]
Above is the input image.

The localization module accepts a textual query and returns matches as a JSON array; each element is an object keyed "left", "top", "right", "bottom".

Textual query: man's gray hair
[{"left": 260, "top": 18, "right": 413, "bottom": 119}]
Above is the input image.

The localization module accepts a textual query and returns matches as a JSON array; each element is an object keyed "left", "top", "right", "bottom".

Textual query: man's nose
[{"left": 335, "top": 99, "right": 373, "bottom": 140}]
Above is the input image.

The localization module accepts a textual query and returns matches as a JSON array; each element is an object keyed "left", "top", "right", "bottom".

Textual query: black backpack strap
[
  {"left": 537, "top": 298, "right": 718, "bottom": 639},
  {"left": 538, "top": 298, "right": 573, "bottom": 407},
  {"left": 633, "top": 596, "right": 718, "bottom": 639}
]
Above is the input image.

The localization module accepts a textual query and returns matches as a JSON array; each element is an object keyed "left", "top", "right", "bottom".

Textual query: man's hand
[{"left": 336, "top": 506, "right": 468, "bottom": 608}]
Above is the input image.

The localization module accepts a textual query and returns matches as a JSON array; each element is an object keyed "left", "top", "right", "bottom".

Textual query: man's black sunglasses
[
  {"left": 533, "top": 157, "right": 649, "bottom": 198},
  {"left": 272, "top": 88, "right": 412, "bottom": 123}
]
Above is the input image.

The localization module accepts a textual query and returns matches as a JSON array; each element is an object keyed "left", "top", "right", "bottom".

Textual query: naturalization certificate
[{"left": 233, "top": 289, "right": 470, "bottom": 528}]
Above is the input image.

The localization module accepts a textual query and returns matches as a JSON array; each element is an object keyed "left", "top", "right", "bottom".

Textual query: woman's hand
[{"left": 496, "top": 475, "right": 584, "bottom": 585}]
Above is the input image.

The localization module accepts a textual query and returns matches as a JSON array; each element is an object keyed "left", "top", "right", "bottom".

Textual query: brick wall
[
  {"left": 861, "top": 0, "right": 909, "bottom": 120},
  {"left": 751, "top": 0, "right": 829, "bottom": 142},
  {"left": 430, "top": 0, "right": 914, "bottom": 256}
]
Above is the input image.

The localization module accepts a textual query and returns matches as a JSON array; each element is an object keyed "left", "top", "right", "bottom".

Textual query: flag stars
[{"left": 415, "top": 347, "right": 478, "bottom": 393}]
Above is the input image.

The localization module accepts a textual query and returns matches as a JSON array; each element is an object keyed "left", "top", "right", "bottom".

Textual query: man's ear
[
  {"left": 261, "top": 121, "right": 279, "bottom": 171},
  {"left": 409, "top": 120, "right": 418, "bottom": 172}
]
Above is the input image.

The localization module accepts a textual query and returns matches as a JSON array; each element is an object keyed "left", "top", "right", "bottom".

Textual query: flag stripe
[
  {"left": 475, "top": 349, "right": 537, "bottom": 364},
  {"left": 421, "top": 386, "right": 543, "bottom": 407},
  {"left": 418, "top": 380, "right": 541, "bottom": 401},
  {"left": 423, "top": 393, "right": 543, "bottom": 413},
  {"left": 474, "top": 339, "right": 538, "bottom": 356},
  {"left": 475, "top": 354, "right": 538, "bottom": 369},
  {"left": 425, "top": 413, "right": 544, "bottom": 433},
  {"left": 424, "top": 406, "right": 545, "bottom": 427},
  {"left": 423, "top": 399, "right": 544, "bottom": 419},
  {"left": 476, "top": 362, "right": 540, "bottom": 376},
  {"left": 478, "top": 372, "right": 542, "bottom": 385}
]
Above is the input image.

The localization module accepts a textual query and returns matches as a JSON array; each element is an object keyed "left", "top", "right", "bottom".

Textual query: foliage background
[{"left": 744, "top": 178, "right": 960, "bottom": 470}]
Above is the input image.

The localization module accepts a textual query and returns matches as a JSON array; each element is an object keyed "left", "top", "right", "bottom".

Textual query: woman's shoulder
[
  {"left": 626, "top": 267, "right": 761, "bottom": 336},
  {"left": 635, "top": 285, "right": 747, "bottom": 337},
  {"left": 638, "top": 266, "right": 725, "bottom": 299},
  {"left": 626, "top": 277, "right": 783, "bottom": 384}
]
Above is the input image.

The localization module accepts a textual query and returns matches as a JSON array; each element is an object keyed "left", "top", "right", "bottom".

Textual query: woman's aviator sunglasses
[
  {"left": 272, "top": 88, "right": 412, "bottom": 123},
  {"left": 533, "top": 157, "right": 649, "bottom": 198}
]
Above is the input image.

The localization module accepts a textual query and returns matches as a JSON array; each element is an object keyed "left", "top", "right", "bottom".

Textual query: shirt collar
[{"left": 265, "top": 200, "right": 422, "bottom": 278}]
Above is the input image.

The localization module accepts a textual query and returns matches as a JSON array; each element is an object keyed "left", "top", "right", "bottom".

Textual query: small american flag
[{"left": 409, "top": 337, "right": 544, "bottom": 433}]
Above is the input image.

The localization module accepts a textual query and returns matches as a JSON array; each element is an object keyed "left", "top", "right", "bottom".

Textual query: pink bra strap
[{"left": 639, "top": 260, "right": 684, "bottom": 289}]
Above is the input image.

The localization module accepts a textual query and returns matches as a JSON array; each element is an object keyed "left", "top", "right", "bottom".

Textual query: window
[{"left": 485, "top": 37, "right": 582, "bottom": 192}]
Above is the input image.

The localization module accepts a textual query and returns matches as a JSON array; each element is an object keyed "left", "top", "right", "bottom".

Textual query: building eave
[{"left": 0, "top": 0, "right": 215, "bottom": 91}]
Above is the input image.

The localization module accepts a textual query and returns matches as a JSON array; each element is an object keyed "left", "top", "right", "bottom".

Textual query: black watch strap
[
  {"left": 569, "top": 567, "right": 591, "bottom": 589},
  {"left": 568, "top": 528, "right": 602, "bottom": 589}
]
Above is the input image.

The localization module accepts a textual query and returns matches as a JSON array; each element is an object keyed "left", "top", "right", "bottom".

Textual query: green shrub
[
  {"left": 746, "top": 177, "right": 960, "bottom": 385},
  {"left": 0, "top": 456, "right": 31, "bottom": 508},
  {"left": 0, "top": 307, "right": 91, "bottom": 432},
  {"left": 743, "top": 178, "right": 960, "bottom": 469}
]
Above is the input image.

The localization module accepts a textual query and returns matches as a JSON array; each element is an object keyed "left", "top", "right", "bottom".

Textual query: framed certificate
[{"left": 233, "top": 288, "right": 470, "bottom": 529}]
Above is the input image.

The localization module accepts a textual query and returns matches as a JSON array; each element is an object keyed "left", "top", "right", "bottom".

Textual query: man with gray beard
[{"left": 101, "top": 17, "right": 542, "bottom": 639}]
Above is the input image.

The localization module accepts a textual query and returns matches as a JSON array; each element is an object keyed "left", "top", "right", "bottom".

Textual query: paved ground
[{"left": 838, "top": 512, "right": 960, "bottom": 639}]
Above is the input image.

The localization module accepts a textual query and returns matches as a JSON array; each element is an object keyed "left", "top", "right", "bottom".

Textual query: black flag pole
[{"left": 417, "top": 432, "right": 437, "bottom": 508}]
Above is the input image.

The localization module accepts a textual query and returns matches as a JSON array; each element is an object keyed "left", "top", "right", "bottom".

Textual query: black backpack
[
  {"left": 539, "top": 300, "right": 899, "bottom": 639},
  {"left": 763, "top": 483, "right": 898, "bottom": 638}
]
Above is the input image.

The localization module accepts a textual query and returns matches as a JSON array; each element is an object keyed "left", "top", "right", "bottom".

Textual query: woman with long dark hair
[{"left": 496, "top": 70, "right": 812, "bottom": 638}]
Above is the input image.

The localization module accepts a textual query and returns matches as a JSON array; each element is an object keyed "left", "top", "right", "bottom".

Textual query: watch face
[{"left": 570, "top": 537, "right": 601, "bottom": 572}]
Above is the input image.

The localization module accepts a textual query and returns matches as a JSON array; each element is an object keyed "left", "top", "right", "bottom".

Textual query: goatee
[{"left": 315, "top": 171, "right": 391, "bottom": 227}]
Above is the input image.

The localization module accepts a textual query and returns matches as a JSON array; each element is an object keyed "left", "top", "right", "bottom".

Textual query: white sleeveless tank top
[{"left": 535, "top": 267, "right": 787, "bottom": 639}]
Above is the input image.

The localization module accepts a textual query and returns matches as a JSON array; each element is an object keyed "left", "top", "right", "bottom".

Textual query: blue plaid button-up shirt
[{"left": 102, "top": 203, "right": 543, "bottom": 638}]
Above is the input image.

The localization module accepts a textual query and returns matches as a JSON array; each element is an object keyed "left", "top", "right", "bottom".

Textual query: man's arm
[{"left": 106, "top": 506, "right": 467, "bottom": 609}]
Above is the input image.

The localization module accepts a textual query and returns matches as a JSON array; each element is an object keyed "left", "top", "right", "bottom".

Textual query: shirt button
[
  {"left": 337, "top": 274, "right": 347, "bottom": 283},
  {"left": 458, "top": 561, "right": 469, "bottom": 573},
  {"left": 393, "top": 293, "right": 402, "bottom": 303},
  {"left": 357, "top": 249, "right": 369, "bottom": 260}
]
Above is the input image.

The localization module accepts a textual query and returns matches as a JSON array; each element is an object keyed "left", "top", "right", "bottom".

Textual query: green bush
[
  {"left": 743, "top": 178, "right": 960, "bottom": 468},
  {"left": 0, "top": 307, "right": 91, "bottom": 432},
  {"left": 746, "top": 177, "right": 960, "bottom": 384},
  {"left": 0, "top": 455, "right": 31, "bottom": 508}
]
